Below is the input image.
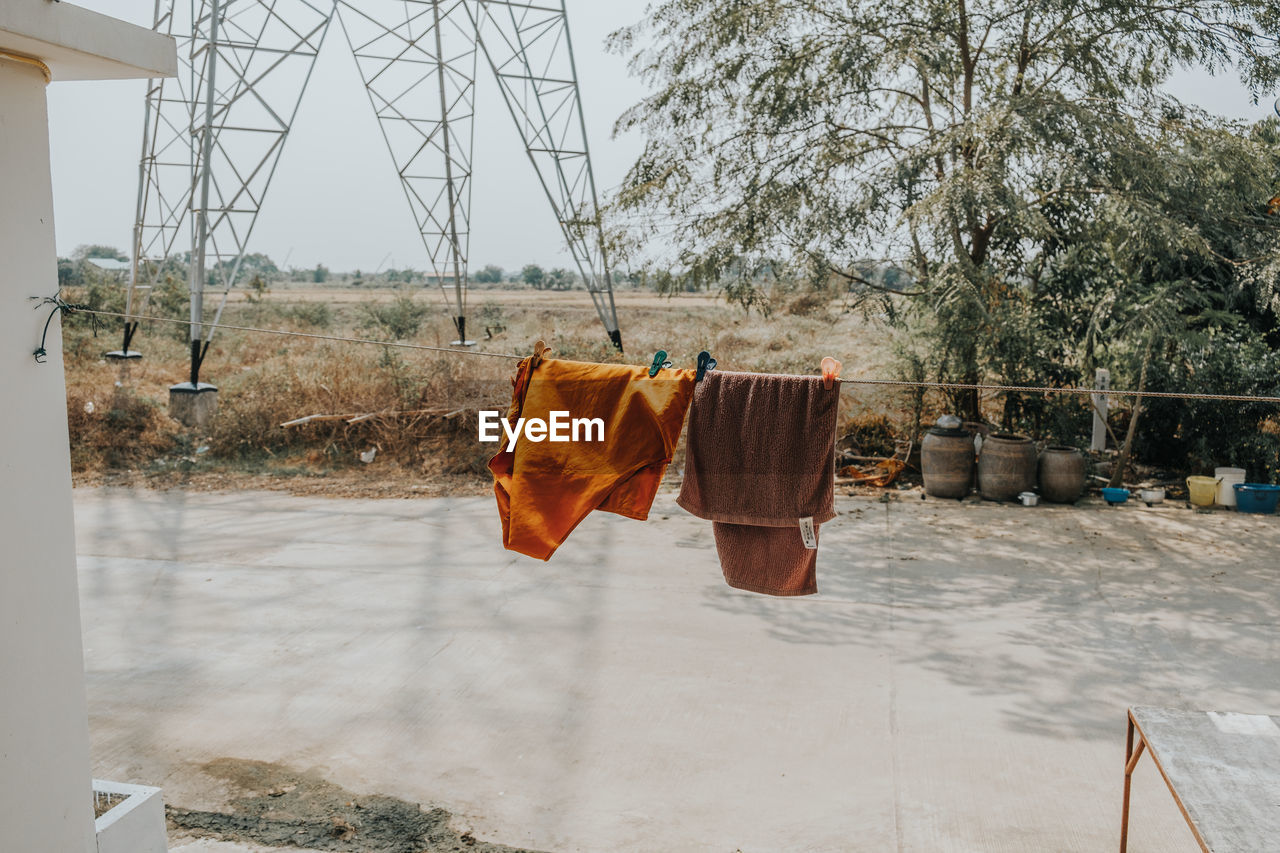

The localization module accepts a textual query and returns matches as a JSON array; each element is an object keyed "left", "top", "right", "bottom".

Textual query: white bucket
[{"left": 1215, "top": 467, "right": 1246, "bottom": 507}]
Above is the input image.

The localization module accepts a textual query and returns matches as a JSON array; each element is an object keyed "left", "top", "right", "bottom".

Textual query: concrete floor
[{"left": 75, "top": 487, "right": 1280, "bottom": 852}]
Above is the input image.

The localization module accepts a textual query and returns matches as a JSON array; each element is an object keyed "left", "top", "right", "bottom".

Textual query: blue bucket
[
  {"left": 1232, "top": 483, "right": 1280, "bottom": 515},
  {"left": 1100, "top": 487, "right": 1130, "bottom": 506}
]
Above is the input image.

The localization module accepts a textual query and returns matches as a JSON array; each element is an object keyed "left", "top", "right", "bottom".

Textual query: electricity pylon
[
  {"left": 471, "top": 0, "right": 620, "bottom": 350},
  {"left": 119, "top": 0, "right": 623, "bottom": 393}
]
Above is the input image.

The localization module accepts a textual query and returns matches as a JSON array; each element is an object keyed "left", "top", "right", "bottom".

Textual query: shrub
[
  {"left": 66, "top": 387, "right": 179, "bottom": 472},
  {"left": 204, "top": 346, "right": 507, "bottom": 473},
  {"left": 839, "top": 413, "right": 899, "bottom": 458},
  {"left": 785, "top": 288, "right": 832, "bottom": 317},
  {"left": 1134, "top": 328, "right": 1280, "bottom": 480},
  {"left": 358, "top": 293, "right": 431, "bottom": 340},
  {"left": 478, "top": 300, "right": 506, "bottom": 338},
  {"left": 281, "top": 302, "right": 333, "bottom": 329},
  {"left": 148, "top": 271, "right": 192, "bottom": 342}
]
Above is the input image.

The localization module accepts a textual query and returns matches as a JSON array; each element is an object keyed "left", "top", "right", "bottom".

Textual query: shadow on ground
[
  {"left": 704, "top": 496, "right": 1280, "bottom": 742},
  {"left": 167, "top": 758, "right": 547, "bottom": 853}
]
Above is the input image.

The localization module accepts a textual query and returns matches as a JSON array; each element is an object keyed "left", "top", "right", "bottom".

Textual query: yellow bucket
[{"left": 1187, "top": 476, "right": 1219, "bottom": 507}]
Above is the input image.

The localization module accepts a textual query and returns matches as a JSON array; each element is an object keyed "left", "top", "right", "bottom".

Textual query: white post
[
  {"left": 1091, "top": 368, "right": 1110, "bottom": 452},
  {"left": 0, "top": 5, "right": 175, "bottom": 852},
  {"left": 0, "top": 53, "right": 97, "bottom": 853}
]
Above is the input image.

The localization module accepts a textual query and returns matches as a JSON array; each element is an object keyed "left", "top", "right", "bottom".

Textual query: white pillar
[
  {"left": 1, "top": 6, "right": 175, "bottom": 852},
  {"left": 0, "top": 53, "right": 97, "bottom": 853},
  {"left": 1091, "top": 368, "right": 1110, "bottom": 452}
]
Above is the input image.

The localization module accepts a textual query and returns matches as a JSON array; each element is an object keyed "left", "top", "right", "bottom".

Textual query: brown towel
[{"left": 677, "top": 371, "right": 840, "bottom": 595}]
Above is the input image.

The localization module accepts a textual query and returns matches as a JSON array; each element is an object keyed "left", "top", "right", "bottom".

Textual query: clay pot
[
  {"left": 921, "top": 426, "right": 975, "bottom": 499},
  {"left": 1038, "top": 446, "right": 1086, "bottom": 504},
  {"left": 978, "top": 433, "right": 1036, "bottom": 502}
]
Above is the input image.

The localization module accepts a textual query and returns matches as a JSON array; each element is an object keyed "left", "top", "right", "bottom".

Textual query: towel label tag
[{"left": 799, "top": 517, "right": 817, "bottom": 549}]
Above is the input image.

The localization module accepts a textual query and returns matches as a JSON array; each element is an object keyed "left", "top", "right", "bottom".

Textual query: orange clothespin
[
  {"left": 821, "top": 356, "right": 842, "bottom": 390},
  {"left": 510, "top": 340, "right": 553, "bottom": 419},
  {"left": 530, "top": 339, "right": 552, "bottom": 369}
]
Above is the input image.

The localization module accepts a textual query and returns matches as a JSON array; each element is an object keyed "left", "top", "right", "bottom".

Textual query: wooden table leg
[{"left": 1120, "top": 714, "right": 1147, "bottom": 853}]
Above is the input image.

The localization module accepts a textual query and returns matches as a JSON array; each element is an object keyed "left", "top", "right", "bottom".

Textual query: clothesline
[
  {"left": 837, "top": 377, "right": 1280, "bottom": 405},
  {"left": 64, "top": 307, "right": 1280, "bottom": 405},
  {"left": 492, "top": 357, "right": 838, "bottom": 593}
]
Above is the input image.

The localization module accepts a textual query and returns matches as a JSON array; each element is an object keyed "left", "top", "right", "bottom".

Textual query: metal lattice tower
[
  {"left": 123, "top": 0, "right": 333, "bottom": 379},
  {"left": 336, "top": 0, "right": 478, "bottom": 344},
  {"left": 120, "top": 0, "right": 623, "bottom": 385},
  {"left": 471, "top": 0, "right": 620, "bottom": 350}
]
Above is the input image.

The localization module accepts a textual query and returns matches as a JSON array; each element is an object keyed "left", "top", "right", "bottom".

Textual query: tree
[
  {"left": 312, "top": 264, "right": 329, "bottom": 283},
  {"left": 1074, "top": 120, "right": 1280, "bottom": 478},
  {"left": 473, "top": 264, "right": 504, "bottom": 284},
  {"left": 546, "top": 267, "right": 576, "bottom": 290},
  {"left": 204, "top": 252, "right": 279, "bottom": 290},
  {"left": 245, "top": 274, "right": 270, "bottom": 304},
  {"left": 231, "top": 252, "right": 278, "bottom": 278},
  {"left": 71, "top": 244, "right": 127, "bottom": 262},
  {"left": 612, "top": 0, "right": 1280, "bottom": 418},
  {"left": 65, "top": 246, "right": 129, "bottom": 314},
  {"left": 57, "top": 258, "right": 77, "bottom": 288},
  {"left": 520, "top": 264, "right": 546, "bottom": 289}
]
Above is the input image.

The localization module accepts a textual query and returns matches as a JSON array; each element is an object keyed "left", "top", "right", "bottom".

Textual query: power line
[
  {"left": 75, "top": 308, "right": 524, "bottom": 361},
  {"left": 63, "top": 307, "right": 1280, "bottom": 405}
]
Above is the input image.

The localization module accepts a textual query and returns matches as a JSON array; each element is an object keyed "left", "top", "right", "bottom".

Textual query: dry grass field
[{"left": 61, "top": 283, "right": 915, "bottom": 497}]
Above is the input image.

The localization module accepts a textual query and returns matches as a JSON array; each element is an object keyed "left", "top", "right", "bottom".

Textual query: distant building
[{"left": 84, "top": 256, "right": 131, "bottom": 279}]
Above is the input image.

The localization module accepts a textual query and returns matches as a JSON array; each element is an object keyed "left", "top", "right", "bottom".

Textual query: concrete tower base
[{"left": 169, "top": 382, "right": 218, "bottom": 428}]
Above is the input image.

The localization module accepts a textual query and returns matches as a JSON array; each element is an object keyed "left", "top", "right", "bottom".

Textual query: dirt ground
[
  {"left": 72, "top": 460, "right": 927, "bottom": 501},
  {"left": 167, "top": 759, "right": 544, "bottom": 853},
  {"left": 73, "top": 466, "right": 491, "bottom": 500}
]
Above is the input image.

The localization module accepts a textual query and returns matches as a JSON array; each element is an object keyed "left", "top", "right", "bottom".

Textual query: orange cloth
[{"left": 489, "top": 356, "right": 696, "bottom": 560}]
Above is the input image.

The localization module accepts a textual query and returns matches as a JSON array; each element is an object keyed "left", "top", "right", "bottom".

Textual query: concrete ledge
[
  {"left": 94, "top": 779, "right": 166, "bottom": 853},
  {"left": 0, "top": 0, "right": 177, "bottom": 81}
]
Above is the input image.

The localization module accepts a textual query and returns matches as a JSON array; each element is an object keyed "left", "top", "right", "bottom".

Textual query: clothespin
[
  {"left": 530, "top": 339, "right": 552, "bottom": 369},
  {"left": 695, "top": 351, "right": 717, "bottom": 381},
  {"left": 649, "top": 350, "right": 672, "bottom": 377},
  {"left": 821, "top": 356, "right": 842, "bottom": 390}
]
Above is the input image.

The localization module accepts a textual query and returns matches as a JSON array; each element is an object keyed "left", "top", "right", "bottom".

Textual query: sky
[{"left": 46, "top": 1, "right": 1277, "bottom": 274}]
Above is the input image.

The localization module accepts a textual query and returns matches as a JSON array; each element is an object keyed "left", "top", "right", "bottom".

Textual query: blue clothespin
[
  {"left": 649, "top": 350, "right": 672, "bottom": 377},
  {"left": 695, "top": 351, "right": 717, "bottom": 381}
]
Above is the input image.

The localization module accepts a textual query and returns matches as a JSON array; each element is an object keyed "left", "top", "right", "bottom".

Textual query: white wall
[{"left": 0, "top": 56, "right": 97, "bottom": 853}]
